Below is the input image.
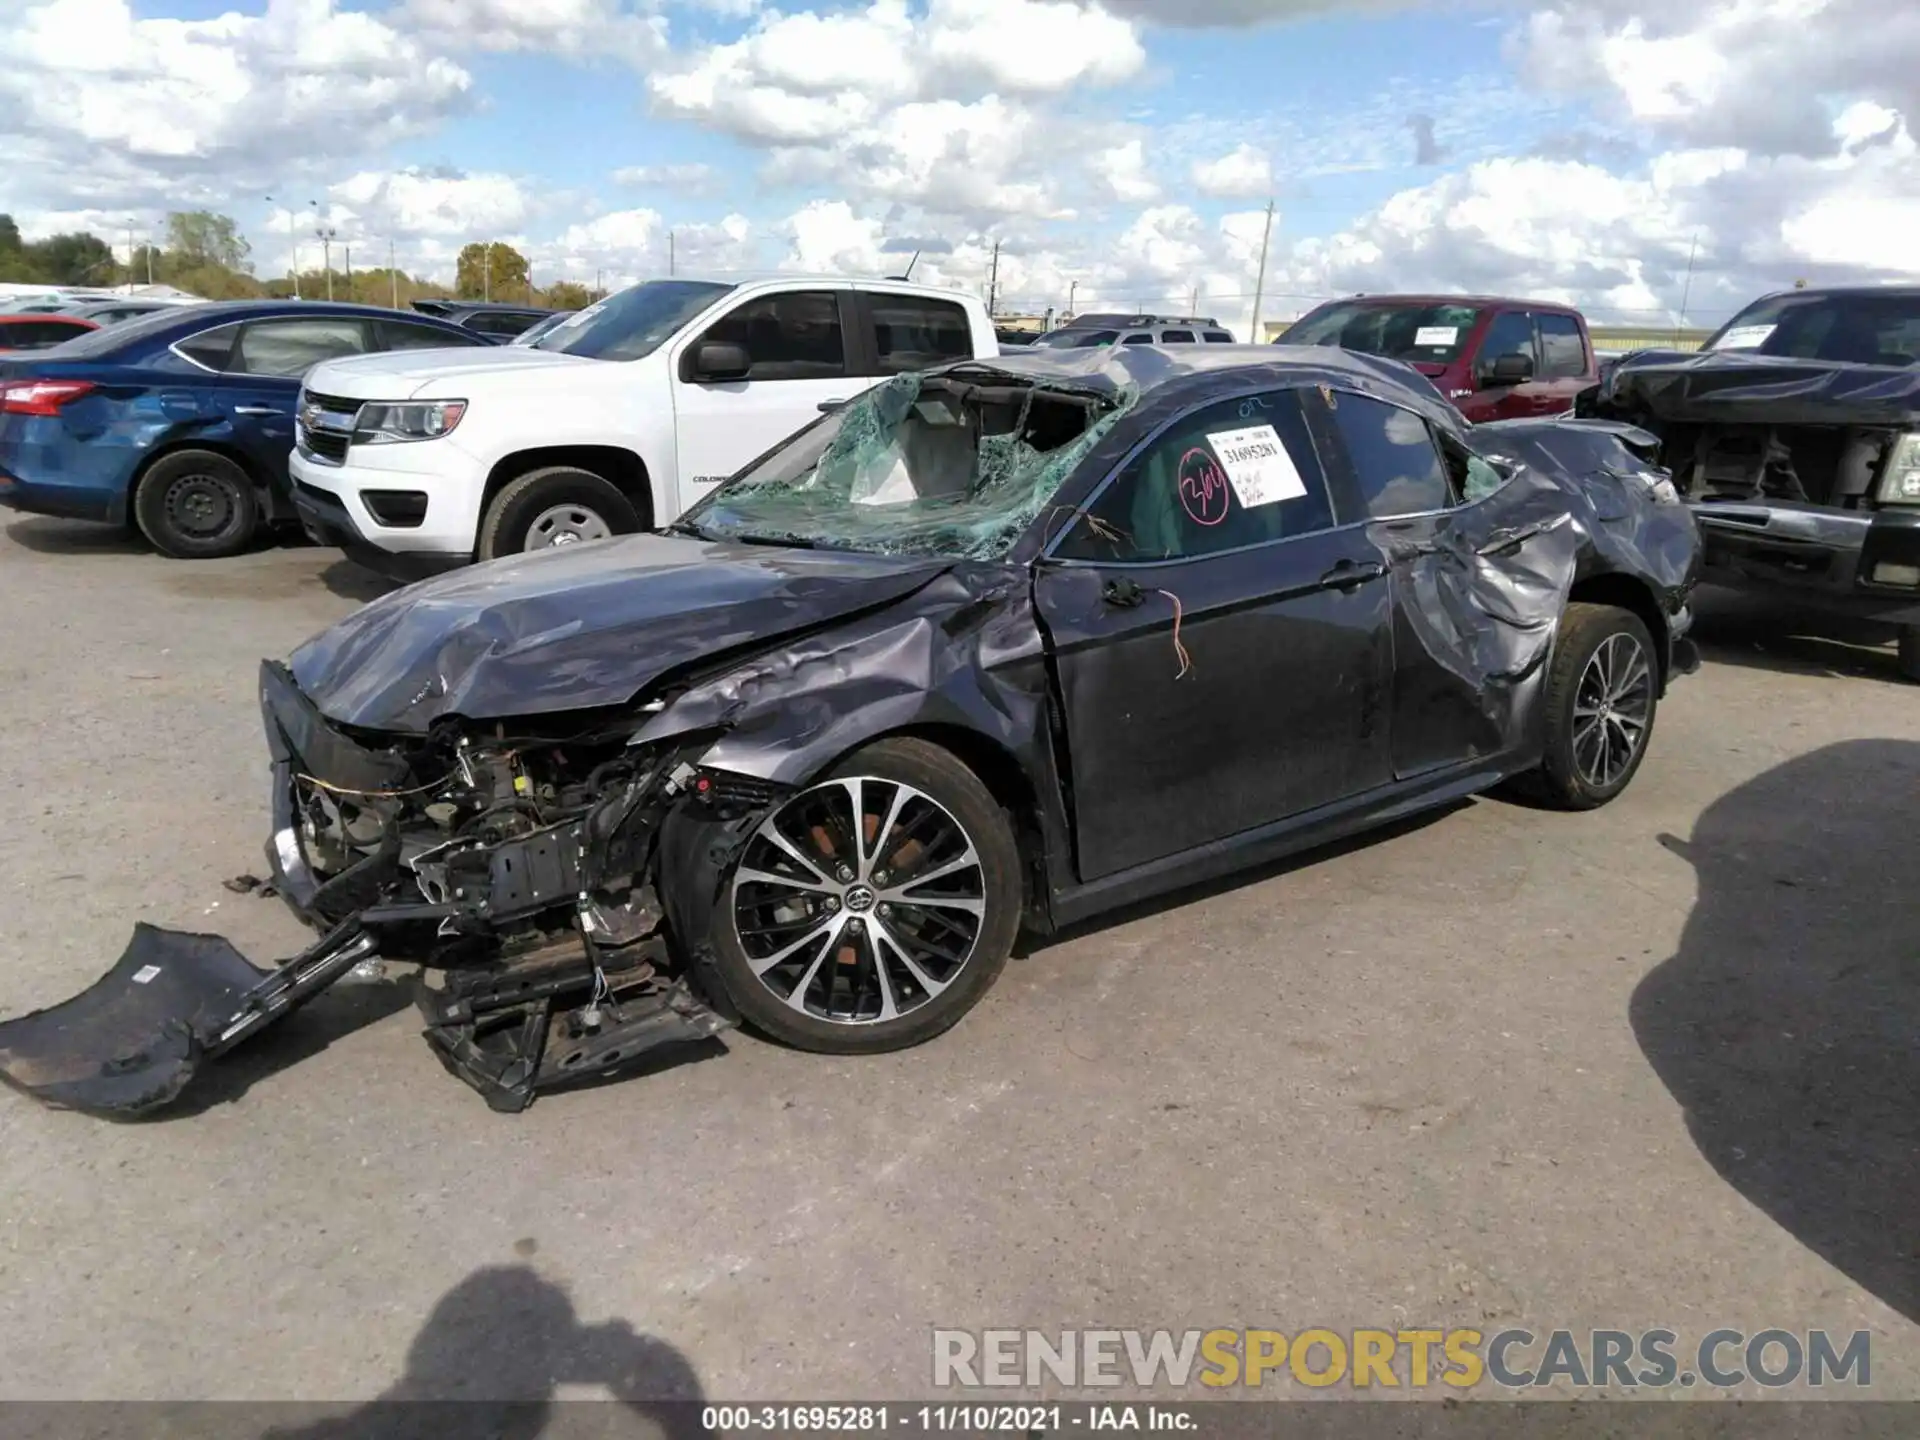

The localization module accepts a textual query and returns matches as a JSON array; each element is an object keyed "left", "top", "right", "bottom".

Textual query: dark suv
[
  {"left": 409, "top": 300, "right": 556, "bottom": 343},
  {"left": 1031, "top": 313, "right": 1237, "bottom": 349},
  {"left": 1582, "top": 285, "right": 1920, "bottom": 678}
]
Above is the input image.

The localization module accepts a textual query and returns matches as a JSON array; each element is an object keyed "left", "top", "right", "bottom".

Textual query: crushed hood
[
  {"left": 1596, "top": 348, "right": 1920, "bottom": 428},
  {"left": 288, "top": 534, "right": 954, "bottom": 732}
]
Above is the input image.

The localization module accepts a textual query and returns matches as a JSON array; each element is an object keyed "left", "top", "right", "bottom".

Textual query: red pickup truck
[{"left": 1277, "top": 294, "right": 1599, "bottom": 422}]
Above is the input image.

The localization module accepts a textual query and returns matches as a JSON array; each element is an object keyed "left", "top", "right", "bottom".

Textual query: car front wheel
[
  {"left": 476, "top": 466, "right": 641, "bottom": 560},
  {"left": 708, "top": 737, "right": 1023, "bottom": 1054},
  {"left": 1534, "top": 601, "right": 1659, "bottom": 810}
]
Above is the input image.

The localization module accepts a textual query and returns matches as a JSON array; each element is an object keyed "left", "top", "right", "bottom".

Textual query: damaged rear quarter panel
[{"left": 1374, "top": 416, "right": 1697, "bottom": 777}]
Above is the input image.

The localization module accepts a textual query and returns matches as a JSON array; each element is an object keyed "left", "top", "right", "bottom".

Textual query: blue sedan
[{"left": 0, "top": 300, "right": 488, "bottom": 558}]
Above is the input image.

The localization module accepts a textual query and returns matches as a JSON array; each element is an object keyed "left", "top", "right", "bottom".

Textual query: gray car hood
[{"left": 289, "top": 533, "right": 954, "bottom": 732}]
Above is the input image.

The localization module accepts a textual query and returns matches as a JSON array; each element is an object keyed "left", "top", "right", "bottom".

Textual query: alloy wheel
[
  {"left": 1572, "top": 631, "right": 1652, "bottom": 789},
  {"left": 731, "top": 776, "right": 988, "bottom": 1025}
]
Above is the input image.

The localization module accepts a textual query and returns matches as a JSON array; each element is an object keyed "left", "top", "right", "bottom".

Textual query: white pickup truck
[{"left": 288, "top": 276, "right": 1000, "bottom": 575}]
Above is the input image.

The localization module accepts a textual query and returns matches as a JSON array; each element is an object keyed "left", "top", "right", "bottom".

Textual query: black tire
[
  {"left": 1533, "top": 602, "right": 1659, "bottom": 810},
  {"left": 1899, "top": 626, "right": 1920, "bottom": 683},
  {"left": 132, "top": 450, "right": 260, "bottom": 559},
  {"left": 476, "top": 466, "right": 640, "bottom": 560},
  {"left": 709, "top": 737, "right": 1022, "bottom": 1054}
]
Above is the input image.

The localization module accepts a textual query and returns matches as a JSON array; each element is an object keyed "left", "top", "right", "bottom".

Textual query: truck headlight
[
  {"left": 352, "top": 400, "right": 466, "bottom": 445},
  {"left": 1876, "top": 432, "right": 1920, "bottom": 505}
]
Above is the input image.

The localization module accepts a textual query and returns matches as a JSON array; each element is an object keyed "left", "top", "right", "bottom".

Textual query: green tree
[
  {"left": 25, "top": 232, "right": 115, "bottom": 285},
  {"left": 165, "top": 211, "right": 251, "bottom": 272},
  {"left": 543, "top": 280, "right": 591, "bottom": 311},
  {"left": 0, "top": 215, "right": 20, "bottom": 253},
  {"left": 455, "top": 241, "right": 529, "bottom": 300}
]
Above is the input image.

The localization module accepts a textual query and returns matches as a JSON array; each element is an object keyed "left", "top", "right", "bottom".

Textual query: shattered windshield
[
  {"left": 1706, "top": 291, "right": 1920, "bottom": 366},
  {"left": 674, "top": 370, "right": 1134, "bottom": 559},
  {"left": 531, "top": 279, "right": 732, "bottom": 361},
  {"left": 1280, "top": 301, "right": 1482, "bottom": 364}
]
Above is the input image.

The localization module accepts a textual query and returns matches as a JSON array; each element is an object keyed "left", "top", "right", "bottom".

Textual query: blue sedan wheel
[{"left": 133, "top": 450, "right": 261, "bottom": 560}]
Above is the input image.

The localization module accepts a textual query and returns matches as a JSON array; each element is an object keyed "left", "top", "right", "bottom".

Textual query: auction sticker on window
[
  {"left": 1714, "top": 323, "right": 1776, "bottom": 350},
  {"left": 1204, "top": 424, "right": 1307, "bottom": 508},
  {"left": 1414, "top": 325, "right": 1459, "bottom": 347}
]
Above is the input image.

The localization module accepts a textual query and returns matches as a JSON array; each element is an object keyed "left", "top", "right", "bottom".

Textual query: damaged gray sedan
[{"left": 0, "top": 346, "right": 1701, "bottom": 1117}]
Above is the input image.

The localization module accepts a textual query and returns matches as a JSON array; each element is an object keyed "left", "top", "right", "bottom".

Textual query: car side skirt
[{"left": 1042, "top": 751, "right": 1525, "bottom": 933}]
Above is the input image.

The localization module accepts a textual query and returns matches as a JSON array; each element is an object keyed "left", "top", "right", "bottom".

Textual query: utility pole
[
  {"left": 311, "top": 201, "right": 336, "bottom": 301},
  {"left": 1067, "top": 279, "right": 1077, "bottom": 320},
  {"left": 669, "top": 230, "right": 676, "bottom": 277},
  {"left": 987, "top": 239, "right": 1001, "bottom": 316},
  {"left": 1674, "top": 231, "right": 1700, "bottom": 345},
  {"left": 125, "top": 221, "right": 136, "bottom": 293},
  {"left": 343, "top": 245, "right": 351, "bottom": 301},
  {"left": 316, "top": 228, "right": 336, "bottom": 301},
  {"left": 1248, "top": 198, "right": 1276, "bottom": 342},
  {"left": 1189, "top": 282, "right": 1199, "bottom": 313},
  {"left": 594, "top": 268, "right": 603, "bottom": 300},
  {"left": 389, "top": 238, "right": 398, "bottom": 308},
  {"left": 527, "top": 259, "right": 534, "bottom": 304},
  {"left": 483, "top": 246, "right": 491, "bottom": 302}
]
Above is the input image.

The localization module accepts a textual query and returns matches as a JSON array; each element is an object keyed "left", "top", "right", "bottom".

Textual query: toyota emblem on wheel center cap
[{"left": 842, "top": 884, "right": 876, "bottom": 913}]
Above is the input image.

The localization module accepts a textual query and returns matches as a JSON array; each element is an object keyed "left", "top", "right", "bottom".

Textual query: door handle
[
  {"left": 817, "top": 399, "right": 849, "bottom": 413},
  {"left": 1101, "top": 576, "right": 1145, "bottom": 608},
  {"left": 1318, "top": 559, "right": 1385, "bottom": 590},
  {"left": 234, "top": 405, "right": 286, "bottom": 417}
]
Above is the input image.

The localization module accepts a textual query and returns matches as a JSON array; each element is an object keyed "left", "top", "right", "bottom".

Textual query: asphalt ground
[{"left": 0, "top": 514, "right": 1914, "bottom": 1411}]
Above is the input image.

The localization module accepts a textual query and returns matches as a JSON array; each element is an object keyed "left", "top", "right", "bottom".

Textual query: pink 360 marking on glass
[{"left": 1178, "top": 446, "right": 1232, "bottom": 526}]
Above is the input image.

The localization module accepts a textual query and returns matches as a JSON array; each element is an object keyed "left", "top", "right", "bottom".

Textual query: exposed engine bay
[
  {"left": 1657, "top": 422, "right": 1899, "bottom": 509},
  {"left": 0, "top": 664, "right": 788, "bottom": 1118}
]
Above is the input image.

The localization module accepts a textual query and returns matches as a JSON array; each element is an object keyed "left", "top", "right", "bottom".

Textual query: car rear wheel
[
  {"left": 477, "top": 466, "right": 640, "bottom": 560},
  {"left": 1898, "top": 626, "right": 1920, "bottom": 683},
  {"left": 133, "top": 450, "right": 260, "bottom": 559},
  {"left": 1533, "top": 602, "right": 1659, "bottom": 810},
  {"left": 708, "top": 738, "right": 1022, "bottom": 1054}
]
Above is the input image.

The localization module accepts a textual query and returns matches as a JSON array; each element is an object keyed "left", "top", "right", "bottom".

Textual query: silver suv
[{"left": 1028, "top": 313, "right": 1237, "bottom": 350}]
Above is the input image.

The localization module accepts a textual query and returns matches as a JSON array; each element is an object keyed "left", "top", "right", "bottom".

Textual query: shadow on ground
[
  {"left": 258, "top": 1263, "right": 709, "bottom": 1440},
  {"left": 1633, "top": 739, "right": 1920, "bottom": 1323},
  {"left": 153, "top": 973, "right": 418, "bottom": 1118},
  {"left": 1688, "top": 585, "right": 1910, "bottom": 685},
  {"left": 5, "top": 515, "right": 149, "bottom": 556},
  {"left": 319, "top": 558, "right": 402, "bottom": 603}
]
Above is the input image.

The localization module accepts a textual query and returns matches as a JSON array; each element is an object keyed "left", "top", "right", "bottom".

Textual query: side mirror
[
  {"left": 1479, "top": 351, "right": 1535, "bottom": 388},
  {"left": 690, "top": 341, "right": 751, "bottom": 382}
]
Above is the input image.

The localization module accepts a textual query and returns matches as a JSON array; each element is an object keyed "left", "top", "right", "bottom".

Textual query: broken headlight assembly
[
  {"left": 353, "top": 399, "right": 467, "bottom": 445},
  {"left": 1875, "top": 432, "right": 1920, "bottom": 505}
]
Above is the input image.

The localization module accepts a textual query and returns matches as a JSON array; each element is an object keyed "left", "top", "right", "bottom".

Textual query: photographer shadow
[
  {"left": 261, "top": 1263, "right": 710, "bottom": 1440},
  {"left": 1633, "top": 740, "right": 1920, "bottom": 1322}
]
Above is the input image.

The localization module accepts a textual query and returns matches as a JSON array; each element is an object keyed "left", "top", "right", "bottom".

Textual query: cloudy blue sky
[{"left": 4, "top": 0, "right": 1917, "bottom": 333}]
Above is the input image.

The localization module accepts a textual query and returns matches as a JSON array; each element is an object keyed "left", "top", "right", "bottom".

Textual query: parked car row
[{"left": 2, "top": 271, "right": 1916, "bottom": 680}]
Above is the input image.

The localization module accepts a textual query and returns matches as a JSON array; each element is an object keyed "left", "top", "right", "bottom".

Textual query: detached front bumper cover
[{"left": 0, "top": 665, "right": 759, "bottom": 1120}]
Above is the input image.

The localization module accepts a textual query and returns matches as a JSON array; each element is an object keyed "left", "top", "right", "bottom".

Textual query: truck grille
[
  {"left": 297, "top": 389, "right": 361, "bottom": 465},
  {"left": 301, "top": 429, "right": 350, "bottom": 463}
]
